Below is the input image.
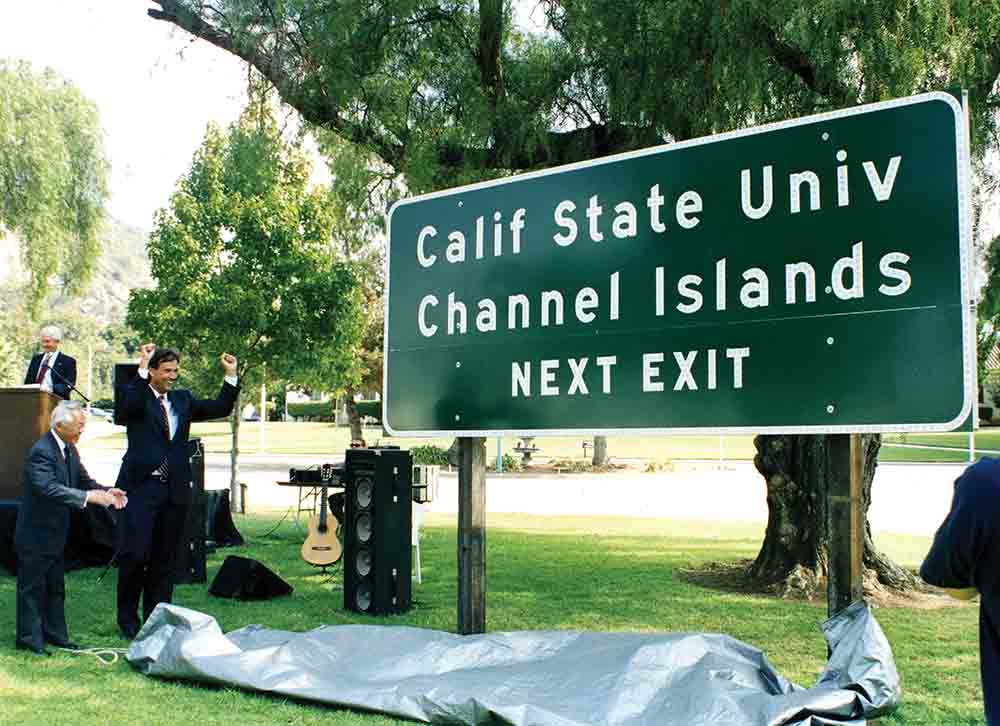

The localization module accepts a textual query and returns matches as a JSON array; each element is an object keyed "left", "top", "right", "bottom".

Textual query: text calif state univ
[{"left": 404, "top": 150, "right": 916, "bottom": 398}]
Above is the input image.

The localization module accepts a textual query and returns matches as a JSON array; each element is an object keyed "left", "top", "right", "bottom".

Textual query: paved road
[{"left": 76, "top": 443, "right": 961, "bottom": 537}]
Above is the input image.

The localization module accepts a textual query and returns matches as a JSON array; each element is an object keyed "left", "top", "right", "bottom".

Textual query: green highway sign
[{"left": 384, "top": 92, "right": 974, "bottom": 436}]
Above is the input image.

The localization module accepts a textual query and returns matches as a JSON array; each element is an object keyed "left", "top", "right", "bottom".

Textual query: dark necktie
[
  {"left": 158, "top": 394, "right": 170, "bottom": 439},
  {"left": 64, "top": 445, "right": 74, "bottom": 483},
  {"left": 36, "top": 354, "right": 50, "bottom": 384},
  {"left": 155, "top": 395, "right": 171, "bottom": 479}
]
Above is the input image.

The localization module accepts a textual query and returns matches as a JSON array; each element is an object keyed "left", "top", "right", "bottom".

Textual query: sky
[
  {"left": 1, "top": 1, "right": 995, "bottom": 241},
  {"left": 0, "top": 1, "right": 248, "bottom": 231}
]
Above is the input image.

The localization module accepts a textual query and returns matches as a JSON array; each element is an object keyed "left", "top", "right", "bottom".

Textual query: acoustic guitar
[{"left": 301, "top": 485, "right": 342, "bottom": 567}]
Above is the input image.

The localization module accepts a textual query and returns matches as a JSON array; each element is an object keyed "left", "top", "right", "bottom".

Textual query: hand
[
  {"left": 219, "top": 352, "right": 238, "bottom": 377},
  {"left": 138, "top": 343, "right": 156, "bottom": 369},
  {"left": 86, "top": 490, "right": 116, "bottom": 509},
  {"left": 108, "top": 488, "right": 128, "bottom": 509}
]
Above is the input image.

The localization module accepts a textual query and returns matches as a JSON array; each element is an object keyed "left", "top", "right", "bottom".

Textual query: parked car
[{"left": 89, "top": 406, "right": 114, "bottom": 420}]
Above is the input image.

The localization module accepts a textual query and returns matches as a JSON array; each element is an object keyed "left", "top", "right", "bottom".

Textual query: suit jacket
[
  {"left": 117, "top": 375, "right": 239, "bottom": 505},
  {"left": 14, "top": 432, "right": 105, "bottom": 557},
  {"left": 24, "top": 352, "right": 77, "bottom": 400}
]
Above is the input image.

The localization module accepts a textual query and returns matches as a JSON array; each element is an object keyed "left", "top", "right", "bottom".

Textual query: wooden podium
[{"left": 0, "top": 387, "right": 61, "bottom": 500}]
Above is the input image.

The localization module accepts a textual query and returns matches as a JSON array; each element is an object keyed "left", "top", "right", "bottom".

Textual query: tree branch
[
  {"left": 147, "top": 1, "right": 660, "bottom": 172},
  {"left": 148, "top": 0, "right": 406, "bottom": 167},
  {"left": 755, "top": 20, "right": 854, "bottom": 106}
]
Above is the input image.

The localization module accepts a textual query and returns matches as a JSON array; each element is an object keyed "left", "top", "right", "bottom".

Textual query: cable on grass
[
  {"left": 58, "top": 646, "right": 130, "bottom": 666},
  {"left": 258, "top": 506, "right": 294, "bottom": 538}
]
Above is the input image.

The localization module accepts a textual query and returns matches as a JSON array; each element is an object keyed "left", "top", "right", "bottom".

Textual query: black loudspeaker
[
  {"left": 209, "top": 555, "right": 293, "bottom": 599},
  {"left": 343, "top": 448, "right": 412, "bottom": 615},
  {"left": 0, "top": 499, "right": 18, "bottom": 575},
  {"left": 205, "top": 490, "right": 244, "bottom": 548},
  {"left": 112, "top": 363, "right": 139, "bottom": 425},
  {"left": 175, "top": 438, "right": 207, "bottom": 584}
]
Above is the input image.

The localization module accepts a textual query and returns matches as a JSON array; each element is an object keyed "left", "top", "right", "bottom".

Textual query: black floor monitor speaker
[
  {"left": 209, "top": 555, "right": 293, "bottom": 599},
  {"left": 343, "top": 448, "right": 412, "bottom": 615}
]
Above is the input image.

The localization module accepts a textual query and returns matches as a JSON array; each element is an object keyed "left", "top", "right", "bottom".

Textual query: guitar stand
[{"left": 320, "top": 559, "right": 343, "bottom": 589}]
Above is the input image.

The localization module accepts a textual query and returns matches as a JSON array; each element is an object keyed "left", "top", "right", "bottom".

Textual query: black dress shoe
[
  {"left": 47, "top": 640, "right": 81, "bottom": 650},
  {"left": 120, "top": 625, "right": 139, "bottom": 640},
  {"left": 15, "top": 643, "right": 51, "bottom": 656}
]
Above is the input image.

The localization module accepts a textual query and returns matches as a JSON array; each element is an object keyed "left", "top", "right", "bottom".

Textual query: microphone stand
[{"left": 48, "top": 366, "right": 91, "bottom": 403}]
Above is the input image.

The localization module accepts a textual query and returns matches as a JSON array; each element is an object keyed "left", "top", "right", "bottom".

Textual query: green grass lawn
[
  {"left": 83, "top": 420, "right": 1000, "bottom": 466},
  {"left": 0, "top": 513, "right": 984, "bottom": 725}
]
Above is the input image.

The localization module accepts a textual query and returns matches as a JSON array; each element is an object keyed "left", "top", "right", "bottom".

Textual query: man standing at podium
[
  {"left": 23, "top": 325, "right": 77, "bottom": 400},
  {"left": 115, "top": 344, "right": 239, "bottom": 639},
  {"left": 15, "top": 401, "right": 125, "bottom": 656}
]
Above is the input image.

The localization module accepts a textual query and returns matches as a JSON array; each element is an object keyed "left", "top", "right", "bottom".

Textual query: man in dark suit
[
  {"left": 921, "top": 458, "right": 1000, "bottom": 725},
  {"left": 15, "top": 401, "right": 126, "bottom": 656},
  {"left": 24, "top": 325, "right": 78, "bottom": 400},
  {"left": 115, "top": 344, "right": 239, "bottom": 638}
]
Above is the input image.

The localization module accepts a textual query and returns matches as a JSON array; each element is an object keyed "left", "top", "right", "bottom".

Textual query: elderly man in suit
[
  {"left": 24, "top": 325, "right": 77, "bottom": 400},
  {"left": 115, "top": 344, "right": 239, "bottom": 639},
  {"left": 15, "top": 401, "right": 126, "bottom": 656}
]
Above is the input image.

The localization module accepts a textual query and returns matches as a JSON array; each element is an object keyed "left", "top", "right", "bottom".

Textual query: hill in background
[{"left": 1, "top": 215, "right": 152, "bottom": 328}]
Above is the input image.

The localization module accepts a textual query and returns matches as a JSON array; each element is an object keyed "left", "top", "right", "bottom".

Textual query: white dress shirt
[
  {"left": 137, "top": 368, "right": 238, "bottom": 440},
  {"left": 50, "top": 428, "right": 92, "bottom": 508},
  {"left": 37, "top": 351, "right": 60, "bottom": 392}
]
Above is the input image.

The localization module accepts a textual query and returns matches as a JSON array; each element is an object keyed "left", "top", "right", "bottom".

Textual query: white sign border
[{"left": 383, "top": 91, "right": 974, "bottom": 437}]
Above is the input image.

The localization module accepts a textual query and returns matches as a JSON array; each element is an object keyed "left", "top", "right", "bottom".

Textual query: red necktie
[{"left": 36, "top": 354, "right": 50, "bottom": 384}]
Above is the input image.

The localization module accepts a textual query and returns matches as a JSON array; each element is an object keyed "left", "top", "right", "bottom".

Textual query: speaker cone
[
  {"left": 355, "top": 547, "right": 372, "bottom": 577},
  {"left": 355, "top": 581, "right": 373, "bottom": 611},
  {"left": 355, "top": 476, "right": 374, "bottom": 509},
  {"left": 355, "top": 513, "right": 373, "bottom": 543}
]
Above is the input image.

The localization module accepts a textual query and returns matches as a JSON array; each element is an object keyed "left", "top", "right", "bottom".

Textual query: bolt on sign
[{"left": 383, "top": 92, "right": 974, "bottom": 436}]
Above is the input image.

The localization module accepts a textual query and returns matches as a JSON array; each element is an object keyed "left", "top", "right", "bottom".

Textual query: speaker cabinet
[
  {"left": 175, "top": 438, "right": 207, "bottom": 584},
  {"left": 112, "top": 363, "right": 139, "bottom": 426},
  {"left": 343, "top": 448, "right": 412, "bottom": 615},
  {"left": 209, "top": 555, "right": 293, "bottom": 599}
]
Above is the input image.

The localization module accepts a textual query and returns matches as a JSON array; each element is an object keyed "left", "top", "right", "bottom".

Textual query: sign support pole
[
  {"left": 458, "top": 436, "right": 487, "bottom": 634},
  {"left": 827, "top": 433, "right": 865, "bottom": 620}
]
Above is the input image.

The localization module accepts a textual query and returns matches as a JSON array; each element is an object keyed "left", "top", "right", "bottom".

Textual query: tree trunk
[
  {"left": 345, "top": 385, "right": 364, "bottom": 443},
  {"left": 749, "top": 433, "right": 916, "bottom": 598},
  {"left": 230, "top": 403, "right": 241, "bottom": 513},
  {"left": 592, "top": 435, "right": 608, "bottom": 466}
]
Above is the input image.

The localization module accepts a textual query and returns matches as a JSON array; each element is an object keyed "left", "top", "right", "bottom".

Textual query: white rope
[{"left": 58, "top": 646, "right": 130, "bottom": 666}]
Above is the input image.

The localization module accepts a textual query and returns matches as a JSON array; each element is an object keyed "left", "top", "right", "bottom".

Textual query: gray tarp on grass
[{"left": 127, "top": 600, "right": 899, "bottom": 725}]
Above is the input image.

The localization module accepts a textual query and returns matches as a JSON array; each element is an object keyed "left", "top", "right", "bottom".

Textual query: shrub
[
  {"left": 644, "top": 459, "right": 675, "bottom": 473},
  {"left": 287, "top": 401, "right": 335, "bottom": 421},
  {"left": 356, "top": 399, "right": 382, "bottom": 421},
  {"left": 489, "top": 453, "right": 523, "bottom": 472},
  {"left": 550, "top": 457, "right": 589, "bottom": 472},
  {"left": 92, "top": 398, "right": 115, "bottom": 410},
  {"left": 410, "top": 444, "right": 450, "bottom": 466}
]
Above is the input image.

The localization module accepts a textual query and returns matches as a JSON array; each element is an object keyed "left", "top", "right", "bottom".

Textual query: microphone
[{"left": 48, "top": 365, "right": 90, "bottom": 403}]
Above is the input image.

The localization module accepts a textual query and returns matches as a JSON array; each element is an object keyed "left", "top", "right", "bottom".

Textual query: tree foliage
[
  {"left": 147, "top": 0, "right": 1000, "bottom": 183},
  {"left": 127, "top": 107, "right": 364, "bottom": 387},
  {"left": 127, "top": 106, "right": 365, "bottom": 498},
  {"left": 310, "top": 134, "right": 392, "bottom": 397},
  {"left": 979, "top": 232, "right": 1000, "bottom": 392},
  {"left": 0, "top": 60, "right": 110, "bottom": 313}
]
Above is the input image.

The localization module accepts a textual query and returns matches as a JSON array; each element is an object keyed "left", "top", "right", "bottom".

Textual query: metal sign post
[
  {"left": 457, "top": 437, "right": 486, "bottom": 634},
  {"left": 827, "top": 434, "right": 865, "bottom": 617}
]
